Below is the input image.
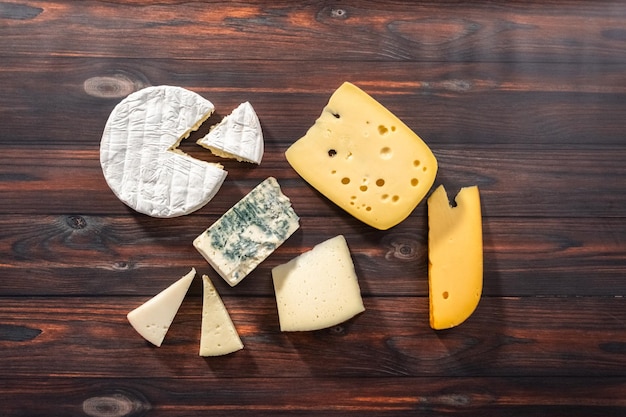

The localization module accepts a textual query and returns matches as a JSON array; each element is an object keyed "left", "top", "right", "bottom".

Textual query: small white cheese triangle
[
  {"left": 127, "top": 268, "right": 196, "bottom": 347},
  {"left": 197, "top": 101, "right": 264, "bottom": 164},
  {"left": 199, "top": 275, "right": 243, "bottom": 356},
  {"left": 272, "top": 235, "right": 365, "bottom": 331},
  {"left": 100, "top": 85, "right": 227, "bottom": 218}
]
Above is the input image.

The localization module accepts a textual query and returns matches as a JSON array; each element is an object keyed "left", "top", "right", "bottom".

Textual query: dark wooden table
[{"left": 2, "top": 1, "right": 626, "bottom": 415}]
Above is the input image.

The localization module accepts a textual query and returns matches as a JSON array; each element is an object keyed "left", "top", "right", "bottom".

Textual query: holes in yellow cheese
[
  {"left": 376, "top": 179, "right": 385, "bottom": 187},
  {"left": 377, "top": 125, "right": 396, "bottom": 136},
  {"left": 380, "top": 147, "right": 392, "bottom": 159},
  {"left": 442, "top": 291, "right": 449, "bottom": 300},
  {"left": 341, "top": 177, "right": 350, "bottom": 185},
  {"left": 328, "top": 149, "right": 337, "bottom": 157},
  {"left": 411, "top": 178, "right": 419, "bottom": 187}
]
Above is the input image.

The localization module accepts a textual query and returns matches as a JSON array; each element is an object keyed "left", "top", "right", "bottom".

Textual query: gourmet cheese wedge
[
  {"left": 100, "top": 85, "right": 227, "bottom": 218},
  {"left": 285, "top": 82, "right": 437, "bottom": 230},
  {"left": 272, "top": 235, "right": 365, "bottom": 331},
  {"left": 428, "top": 185, "right": 482, "bottom": 330},
  {"left": 197, "top": 101, "right": 264, "bottom": 164},
  {"left": 127, "top": 268, "right": 195, "bottom": 346},
  {"left": 199, "top": 275, "right": 243, "bottom": 356},
  {"left": 194, "top": 177, "right": 300, "bottom": 287}
]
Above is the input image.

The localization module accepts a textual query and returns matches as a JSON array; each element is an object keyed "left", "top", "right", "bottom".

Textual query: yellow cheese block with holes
[
  {"left": 285, "top": 82, "right": 437, "bottom": 230},
  {"left": 428, "top": 185, "right": 482, "bottom": 330}
]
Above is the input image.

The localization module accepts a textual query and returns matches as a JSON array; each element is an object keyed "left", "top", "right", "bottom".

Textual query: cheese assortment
[
  {"left": 194, "top": 177, "right": 300, "bottom": 287},
  {"left": 272, "top": 235, "right": 365, "bottom": 331},
  {"left": 427, "top": 185, "right": 483, "bottom": 330},
  {"left": 199, "top": 275, "right": 244, "bottom": 356},
  {"left": 118, "top": 80, "right": 487, "bottom": 356},
  {"left": 285, "top": 82, "right": 438, "bottom": 230},
  {"left": 197, "top": 101, "right": 264, "bottom": 164},
  {"left": 127, "top": 268, "right": 196, "bottom": 347},
  {"left": 100, "top": 85, "right": 227, "bottom": 218}
]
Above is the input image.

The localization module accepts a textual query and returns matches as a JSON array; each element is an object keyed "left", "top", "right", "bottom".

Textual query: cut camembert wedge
[{"left": 197, "top": 101, "right": 264, "bottom": 164}]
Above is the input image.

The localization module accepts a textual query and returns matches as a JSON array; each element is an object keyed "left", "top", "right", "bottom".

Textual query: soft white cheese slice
[
  {"left": 199, "top": 275, "right": 244, "bottom": 356},
  {"left": 197, "top": 101, "right": 264, "bottom": 164},
  {"left": 127, "top": 268, "right": 196, "bottom": 347},
  {"left": 193, "top": 177, "right": 300, "bottom": 287},
  {"left": 100, "top": 85, "right": 227, "bottom": 218},
  {"left": 272, "top": 235, "right": 365, "bottom": 331}
]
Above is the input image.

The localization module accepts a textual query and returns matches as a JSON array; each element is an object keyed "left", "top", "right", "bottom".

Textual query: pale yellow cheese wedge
[
  {"left": 285, "top": 82, "right": 437, "bottom": 230},
  {"left": 428, "top": 185, "right": 482, "bottom": 330},
  {"left": 272, "top": 235, "right": 365, "bottom": 331},
  {"left": 127, "top": 268, "right": 195, "bottom": 346},
  {"left": 199, "top": 275, "right": 243, "bottom": 356}
]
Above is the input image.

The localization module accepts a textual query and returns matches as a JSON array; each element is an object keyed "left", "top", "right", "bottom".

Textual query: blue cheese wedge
[
  {"left": 193, "top": 177, "right": 300, "bottom": 287},
  {"left": 200, "top": 275, "right": 244, "bottom": 356},
  {"left": 272, "top": 235, "right": 365, "bottom": 331},
  {"left": 100, "top": 85, "right": 227, "bottom": 218},
  {"left": 197, "top": 101, "right": 264, "bottom": 164},
  {"left": 127, "top": 268, "right": 196, "bottom": 347}
]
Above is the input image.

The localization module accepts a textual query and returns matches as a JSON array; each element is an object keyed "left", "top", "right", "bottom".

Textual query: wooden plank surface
[{"left": 1, "top": 1, "right": 625, "bottom": 416}]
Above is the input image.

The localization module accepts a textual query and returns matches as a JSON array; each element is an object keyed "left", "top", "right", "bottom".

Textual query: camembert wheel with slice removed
[{"left": 100, "top": 85, "right": 228, "bottom": 218}]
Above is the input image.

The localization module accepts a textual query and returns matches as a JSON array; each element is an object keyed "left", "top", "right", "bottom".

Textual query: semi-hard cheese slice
[
  {"left": 127, "top": 268, "right": 196, "bottom": 346},
  {"left": 199, "top": 275, "right": 243, "bottom": 356},
  {"left": 285, "top": 82, "right": 437, "bottom": 230},
  {"left": 100, "top": 85, "right": 227, "bottom": 218},
  {"left": 194, "top": 177, "right": 300, "bottom": 287},
  {"left": 197, "top": 101, "right": 264, "bottom": 164},
  {"left": 428, "top": 185, "right": 483, "bottom": 330},
  {"left": 272, "top": 235, "right": 365, "bottom": 331}
]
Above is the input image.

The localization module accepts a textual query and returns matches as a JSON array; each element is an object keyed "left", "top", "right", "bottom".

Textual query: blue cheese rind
[{"left": 193, "top": 177, "right": 300, "bottom": 287}]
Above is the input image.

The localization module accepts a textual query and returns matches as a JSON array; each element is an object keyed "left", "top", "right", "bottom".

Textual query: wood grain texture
[
  {"left": 1, "top": 215, "right": 625, "bottom": 297},
  {"left": 1, "top": 1, "right": 625, "bottom": 63},
  {"left": 1, "top": 297, "right": 625, "bottom": 378},
  {"left": 1, "top": 376, "right": 626, "bottom": 417},
  {"left": 1, "top": 0, "right": 626, "bottom": 415}
]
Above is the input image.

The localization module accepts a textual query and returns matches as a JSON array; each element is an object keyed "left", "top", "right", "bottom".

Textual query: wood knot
[
  {"left": 0, "top": 324, "right": 42, "bottom": 342},
  {"left": 0, "top": 3, "right": 43, "bottom": 20},
  {"left": 66, "top": 215, "right": 88, "bottom": 229},
  {"left": 83, "top": 74, "right": 148, "bottom": 99},
  {"left": 384, "top": 234, "right": 423, "bottom": 261},
  {"left": 330, "top": 8, "right": 348, "bottom": 19},
  {"left": 328, "top": 325, "right": 345, "bottom": 336},
  {"left": 113, "top": 261, "right": 131, "bottom": 271},
  {"left": 82, "top": 390, "right": 150, "bottom": 417}
]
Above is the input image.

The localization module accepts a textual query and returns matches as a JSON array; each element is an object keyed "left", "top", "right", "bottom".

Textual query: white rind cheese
[
  {"left": 199, "top": 275, "right": 244, "bottom": 356},
  {"left": 100, "top": 85, "right": 227, "bottom": 218},
  {"left": 272, "top": 235, "right": 365, "bottom": 332},
  {"left": 197, "top": 101, "right": 264, "bottom": 164},
  {"left": 193, "top": 177, "right": 300, "bottom": 287},
  {"left": 127, "top": 268, "right": 196, "bottom": 347}
]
